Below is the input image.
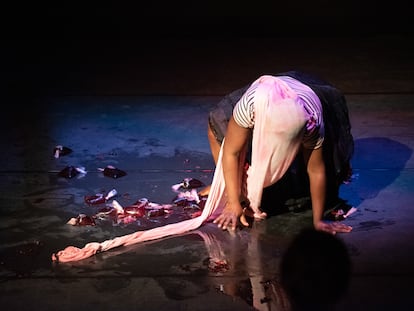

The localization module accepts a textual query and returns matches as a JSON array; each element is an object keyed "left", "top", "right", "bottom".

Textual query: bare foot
[{"left": 198, "top": 185, "right": 211, "bottom": 196}]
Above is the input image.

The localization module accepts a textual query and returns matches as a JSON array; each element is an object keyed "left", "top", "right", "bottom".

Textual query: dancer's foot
[{"left": 198, "top": 185, "right": 211, "bottom": 197}]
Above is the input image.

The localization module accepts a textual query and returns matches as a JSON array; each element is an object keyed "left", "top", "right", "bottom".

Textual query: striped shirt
[{"left": 233, "top": 76, "right": 324, "bottom": 149}]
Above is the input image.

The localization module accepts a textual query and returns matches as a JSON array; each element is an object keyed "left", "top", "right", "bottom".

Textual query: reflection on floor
[{"left": 1, "top": 34, "right": 414, "bottom": 310}]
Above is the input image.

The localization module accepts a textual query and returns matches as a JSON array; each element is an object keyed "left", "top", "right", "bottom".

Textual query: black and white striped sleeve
[{"left": 232, "top": 86, "right": 256, "bottom": 128}]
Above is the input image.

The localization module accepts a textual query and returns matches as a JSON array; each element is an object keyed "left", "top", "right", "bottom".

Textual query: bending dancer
[
  {"left": 206, "top": 71, "right": 354, "bottom": 234},
  {"left": 51, "top": 70, "right": 354, "bottom": 263}
]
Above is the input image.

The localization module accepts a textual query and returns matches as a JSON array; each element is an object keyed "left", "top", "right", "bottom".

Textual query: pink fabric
[
  {"left": 51, "top": 75, "right": 306, "bottom": 263},
  {"left": 51, "top": 149, "right": 228, "bottom": 263},
  {"left": 245, "top": 75, "right": 307, "bottom": 212}
]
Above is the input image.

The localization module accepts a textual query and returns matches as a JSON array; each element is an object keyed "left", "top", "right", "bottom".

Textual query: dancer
[
  {"left": 207, "top": 71, "right": 354, "bottom": 234},
  {"left": 51, "top": 71, "right": 354, "bottom": 263}
]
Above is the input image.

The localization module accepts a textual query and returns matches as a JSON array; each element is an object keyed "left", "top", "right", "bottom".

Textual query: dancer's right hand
[{"left": 213, "top": 201, "right": 249, "bottom": 231}]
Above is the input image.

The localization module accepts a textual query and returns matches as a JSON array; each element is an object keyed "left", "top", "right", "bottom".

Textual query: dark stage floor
[{"left": 1, "top": 31, "right": 414, "bottom": 310}]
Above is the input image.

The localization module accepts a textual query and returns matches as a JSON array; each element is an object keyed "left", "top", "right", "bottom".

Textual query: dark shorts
[{"left": 208, "top": 85, "right": 250, "bottom": 144}]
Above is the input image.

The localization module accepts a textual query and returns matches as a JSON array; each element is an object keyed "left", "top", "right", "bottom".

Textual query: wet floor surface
[{"left": 1, "top": 34, "right": 414, "bottom": 310}]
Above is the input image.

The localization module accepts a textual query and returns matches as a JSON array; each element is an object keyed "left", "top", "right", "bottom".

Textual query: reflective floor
[{"left": 1, "top": 34, "right": 414, "bottom": 310}]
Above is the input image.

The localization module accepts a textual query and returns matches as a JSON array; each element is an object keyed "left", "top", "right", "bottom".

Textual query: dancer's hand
[
  {"left": 213, "top": 201, "right": 249, "bottom": 231},
  {"left": 314, "top": 220, "right": 353, "bottom": 235}
]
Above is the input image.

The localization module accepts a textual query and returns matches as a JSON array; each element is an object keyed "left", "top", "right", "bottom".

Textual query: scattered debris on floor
[
  {"left": 98, "top": 165, "right": 127, "bottom": 178},
  {"left": 53, "top": 145, "right": 73, "bottom": 158},
  {"left": 57, "top": 165, "right": 87, "bottom": 179}
]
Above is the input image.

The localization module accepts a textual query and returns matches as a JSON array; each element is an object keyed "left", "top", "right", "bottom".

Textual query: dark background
[
  {"left": 2, "top": 1, "right": 413, "bottom": 99},
  {"left": 4, "top": 1, "right": 412, "bottom": 39}
]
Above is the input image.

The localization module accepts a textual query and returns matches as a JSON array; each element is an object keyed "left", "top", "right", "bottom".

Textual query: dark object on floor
[
  {"left": 58, "top": 166, "right": 80, "bottom": 178},
  {"left": 181, "top": 178, "right": 205, "bottom": 189},
  {"left": 53, "top": 145, "right": 73, "bottom": 158},
  {"left": 67, "top": 214, "right": 96, "bottom": 226},
  {"left": 101, "top": 165, "right": 127, "bottom": 179},
  {"left": 280, "top": 228, "right": 351, "bottom": 311},
  {"left": 323, "top": 199, "right": 355, "bottom": 221},
  {"left": 84, "top": 189, "right": 117, "bottom": 205},
  {"left": 172, "top": 178, "right": 205, "bottom": 191},
  {"left": 84, "top": 194, "right": 107, "bottom": 205}
]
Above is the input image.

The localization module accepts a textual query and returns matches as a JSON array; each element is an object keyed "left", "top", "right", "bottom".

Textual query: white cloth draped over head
[
  {"left": 51, "top": 75, "right": 307, "bottom": 263},
  {"left": 245, "top": 75, "right": 307, "bottom": 213}
]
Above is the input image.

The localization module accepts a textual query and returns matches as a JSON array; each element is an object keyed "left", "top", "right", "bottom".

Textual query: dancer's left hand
[{"left": 314, "top": 220, "right": 353, "bottom": 235}]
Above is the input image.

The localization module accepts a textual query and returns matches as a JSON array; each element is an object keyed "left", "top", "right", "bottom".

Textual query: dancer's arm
[
  {"left": 213, "top": 117, "right": 250, "bottom": 230},
  {"left": 303, "top": 148, "right": 352, "bottom": 234}
]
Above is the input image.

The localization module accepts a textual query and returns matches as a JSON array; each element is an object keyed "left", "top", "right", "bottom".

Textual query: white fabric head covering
[{"left": 244, "top": 75, "right": 307, "bottom": 213}]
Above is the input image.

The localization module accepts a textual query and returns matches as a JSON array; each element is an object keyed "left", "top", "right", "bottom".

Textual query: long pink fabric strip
[
  {"left": 51, "top": 146, "right": 228, "bottom": 262},
  {"left": 51, "top": 75, "right": 307, "bottom": 263}
]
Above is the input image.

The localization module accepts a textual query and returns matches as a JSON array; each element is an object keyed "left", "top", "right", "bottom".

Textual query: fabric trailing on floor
[{"left": 51, "top": 75, "right": 307, "bottom": 263}]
